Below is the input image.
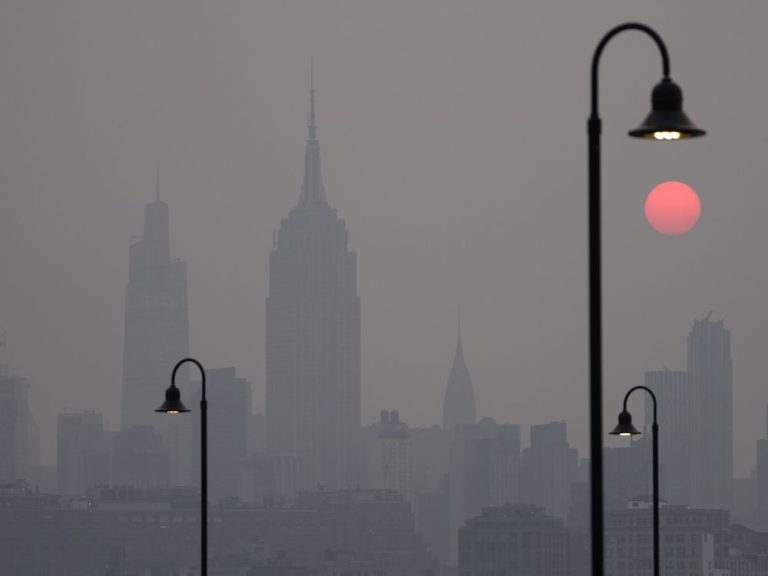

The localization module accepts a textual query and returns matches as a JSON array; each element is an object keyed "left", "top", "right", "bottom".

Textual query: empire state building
[{"left": 266, "top": 75, "right": 361, "bottom": 490}]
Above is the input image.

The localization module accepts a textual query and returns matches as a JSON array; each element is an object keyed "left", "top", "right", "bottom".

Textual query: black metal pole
[
  {"left": 588, "top": 112, "right": 604, "bottom": 576},
  {"left": 589, "top": 23, "right": 670, "bottom": 576},
  {"left": 169, "top": 357, "right": 208, "bottom": 576},
  {"left": 201, "top": 392, "right": 208, "bottom": 576},
  {"left": 620, "top": 385, "right": 660, "bottom": 576},
  {"left": 652, "top": 420, "right": 660, "bottom": 576}
]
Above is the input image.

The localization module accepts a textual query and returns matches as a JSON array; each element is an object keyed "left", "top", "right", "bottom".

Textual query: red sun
[{"left": 645, "top": 181, "right": 701, "bottom": 235}]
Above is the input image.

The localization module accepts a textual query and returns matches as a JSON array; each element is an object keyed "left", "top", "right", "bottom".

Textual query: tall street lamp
[
  {"left": 610, "top": 386, "right": 660, "bottom": 576},
  {"left": 587, "top": 22, "right": 704, "bottom": 576},
  {"left": 156, "top": 357, "right": 207, "bottom": 576}
]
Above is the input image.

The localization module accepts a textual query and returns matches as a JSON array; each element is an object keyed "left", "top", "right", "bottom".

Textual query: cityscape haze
[{"left": 1, "top": 1, "right": 768, "bottom": 575}]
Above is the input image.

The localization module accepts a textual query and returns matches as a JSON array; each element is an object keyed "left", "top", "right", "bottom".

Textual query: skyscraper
[
  {"left": 687, "top": 314, "right": 732, "bottom": 510},
  {"left": 0, "top": 363, "right": 37, "bottom": 484},
  {"left": 206, "top": 367, "right": 251, "bottom": 501},
  {"left": 120, "top": 184, "right": 189, "bottom": 432},
  {"left": 57, "top": 410, "right": 109, "bottom": 496},
  {"left": 443, "top": 320, "right": 476, "bottom": 432},
  {"left": 520, "top": 421, "right": 578, "bottom": 520},
  {"left": 644, "top": 368, "right": 692, "bottom": 505},
  {"left": 266, "top": 73, "right": 361, "bottom": 490}
]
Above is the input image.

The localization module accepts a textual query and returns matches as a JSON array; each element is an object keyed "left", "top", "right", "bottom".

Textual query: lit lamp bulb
[{"left": 653, "top": 131, "right": 682, "bottom": 140}]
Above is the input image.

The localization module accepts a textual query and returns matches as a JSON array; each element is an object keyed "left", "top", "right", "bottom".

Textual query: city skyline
[{"left": 1, "top": 1, "right": 767, "bottom": 481}]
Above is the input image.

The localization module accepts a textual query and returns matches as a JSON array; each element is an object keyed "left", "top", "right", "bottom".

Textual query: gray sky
[{"left": 1, "top": 0, "right": 766, "bottom": 472}]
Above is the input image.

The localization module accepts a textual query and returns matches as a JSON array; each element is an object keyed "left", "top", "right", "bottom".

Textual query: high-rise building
[
  {"left": 644, "top": 368, "right": 692, "bottom": 505},
  {"left": 449, "top": 417, "right": 521, "bottom": 562},
  {"left": 206, "top": 367, "right": 251, "bottom": 501},
  {"left": 520, "top": 421, "right": 579, "bottom": 520},
  {"left": 57, "top": 410, "right": 110, "bottom": 496},
  {"left": 266, "top": 73, "right": 361, "bottom": 491},
  {"left": 757, "top": 404, "right": 768, "bottom": 521},
  {"left": 365, "top": 410, "right": 413, "bottom": 502},
  {"left": 120, "top": 181, "right": 191, "bottom": 486},
  {"left": 687, "top": 314, "right": 732, "bottom": 510},
  {"left": 120, "top": 185, "right": 189, "bottom": 433},
  {"left": 0, "top": 361, "right": 38, "bottom": 484},
  {"left": 443, "top": 320, "right": 476, "bottom": 433}
]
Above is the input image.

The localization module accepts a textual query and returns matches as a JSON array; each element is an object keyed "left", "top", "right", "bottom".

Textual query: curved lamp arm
[
  {"left": 622, "top": 384, "right": 658, "bottom": 425},
  {"left": 591, "top": 23, "right": 670, "bottom": 117},
  {"left": 172, "top": 357, "right": 207, "bottom": 401}
]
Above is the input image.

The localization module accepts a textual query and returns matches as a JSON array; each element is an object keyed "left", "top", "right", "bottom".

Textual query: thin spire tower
[{"left": 300, "top": 62, "right": 326, "bottom": 205}]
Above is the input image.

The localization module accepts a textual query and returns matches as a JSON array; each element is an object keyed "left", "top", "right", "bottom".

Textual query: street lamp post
[
  {"left": 610, "top": 386, "right": 660, "bottom": 576},
  {"left": 587, "top": 22, "right": 704, "bottom": 576},
  {"left": 156, "top": 357, "right": 207, "bottom": 576}
]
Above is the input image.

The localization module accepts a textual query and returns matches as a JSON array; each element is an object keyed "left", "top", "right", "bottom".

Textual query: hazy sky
[{"left": 1, "top": 0, "right": 767, "bottom": 473}]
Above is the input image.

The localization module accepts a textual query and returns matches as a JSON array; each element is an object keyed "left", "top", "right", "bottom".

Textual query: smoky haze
[{"left": 0, "top": 0, "right": 766, "bottom": 478}]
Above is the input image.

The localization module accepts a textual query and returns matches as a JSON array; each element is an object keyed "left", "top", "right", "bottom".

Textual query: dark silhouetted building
[
  {"left": 206, "top": 367, "right": 251, "bottom": 501},
  {"left": 443, "top": 321, "right": 476, "bottom": 433},
  {"left": 520, "top": 421, "right": 578, "bottom": 520},
  {"left": 112, "top": 425, "right": 170, "bottom": 489},
  {"left": 57, "top": 410, "right": 110, "bottom": 496},
  {"left": 644, "top": 368, "right": 692, "bottom": 505},
  {"left": 0, "top": 358, "right": 38, "bottom": 484},
  {"left": 459, "top": 504, "right": 570, "bottom": 576},
  {"left": 605, "top": 499, "right": 729, "bottom": 576},
  {"left": 365, "top": 410, "right": 413, "bottom": 502},
  {"left": 266, "top": 75, "right": 361, "bottom": 491},
  {"left": 449, "top": 418, "right": 521, "bottom": 562},
  {"left": 757, "top": 405, "right": 768, "bottom": 523},
  {"left": 688, "top": 315, "right": 733, "bottom": 510}
]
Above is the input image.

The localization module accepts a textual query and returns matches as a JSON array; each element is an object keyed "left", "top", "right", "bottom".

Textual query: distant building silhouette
[
  {"left": 644, "top": 368, "right": 692, "bottom": 505},
  {"left": 757, "top": 404, "right": 768, "bottom": 521},
  {"left": 459, "top": 504, "right": 570, "bottom": 576},
  {"left": 120, "top": 183, "right": 191, "bottom": 486},
  {"left": 605, "top": 499, "right": 729, "bottom": 576},
  {"left": 520, "top": 421, "right": 578, "bottom": 520},
  {"left": 120, "top": 188, "right": 189, "bottom": 432},
  {"left": 443, "top": 319, "right": 476, "bottom": 432},
  {"left": 0, "top": 361, "right": 38, "bottom": 484},
  {"left": 365, "top": 410, "right": 413, "bottom": 502},
  {"left": 687, "top": 314, "right": 733, "bottom": 510},
  {"left": 449, "top": 417, "right": 521, "bottom": 562},
  {"left": 266, "top": 72, "right": 361, "bottom": 491},
  {"left": 205, "top": 367, "right": 251, "bottom": 501},
  {"left": 57, "top": 410, "right": 110, "bottom": 496},
  {"left": 111, "top": 425, "right": 170, "bottom": 489}
]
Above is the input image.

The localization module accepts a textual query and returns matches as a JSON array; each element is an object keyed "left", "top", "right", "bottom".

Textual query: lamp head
[
  {"left": 155, "top": 384, "right": 190, "bottom": 414},
  {"left": 610, "top": 410, "right": 641, "bottom": 436},
  {"left": 629, "top": 78, "right": 706, "bottom": 140}
]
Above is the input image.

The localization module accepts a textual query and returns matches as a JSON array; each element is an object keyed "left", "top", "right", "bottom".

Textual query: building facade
[
  {"left": 520, "top": 421, "right": 579, "bottom": 520},
  {"left": 266, "top": 76, "right": 361, "bottom": 491},
  {"left": 366, "top": 410, "right": 413, "bottom": 503},
  {"left": 57, "top": 410, "right": 109, "bottom": 496},
  {"left": 458, "top": 504, "right": 570, "bottom": 576},
  {"left": 687, "top": 315, "right": 733, "bottom": 510},
  {"left": 644, "top": 368, "right": 692, "bottom": 505}
]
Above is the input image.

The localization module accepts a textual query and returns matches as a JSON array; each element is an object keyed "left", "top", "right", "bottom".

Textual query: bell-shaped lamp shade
[
  {"left": 629, "top": 78, "right": 706, "bottom": 140},
  {"left": 610, "top": 410, "right": 641, "bottom": 436},
  {"left": 155, "top": 384, "right": 190, "bottom": 414}
]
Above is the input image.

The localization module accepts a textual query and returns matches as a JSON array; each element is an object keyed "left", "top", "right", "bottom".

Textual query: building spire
[
  {"left": 443, "top": 313, "right": 476, "bottom": 432},
  {"left": 308, "top": 59, "right": 317, "bottom": 141},
  {"left": 155, "top": 161, "right": 161, "bottom": 203},
  {"left": 300, "top": 61, "right": 327, "bottom": 205}
]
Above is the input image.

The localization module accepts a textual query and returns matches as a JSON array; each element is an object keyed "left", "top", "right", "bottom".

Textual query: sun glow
[{"left": 645, "top": 181, "right": 701, "bottom": 235}]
